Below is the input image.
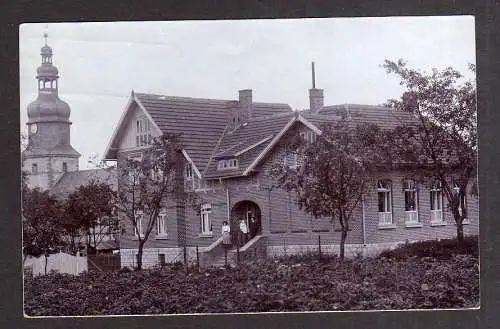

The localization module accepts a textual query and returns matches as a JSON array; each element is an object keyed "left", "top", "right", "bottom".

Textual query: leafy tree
[
  {"left": 382, "top": 59, "right": 477, "bottom": 243},
  {"left": 64, "top": 180, "right": 117, "bottom": 254},
  {"left": 115, "top": 134, "right": 198, "bottom": 270},
  {"left": 272, "top": 119, "right": 385, "bottom": 261},
  {"left": 22, "top": 188, "right": 63, "bottom": 274}
]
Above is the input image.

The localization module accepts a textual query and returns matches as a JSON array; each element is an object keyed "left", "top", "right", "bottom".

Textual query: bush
[
  {"left": 379, "top": 236, "right": 478, "bottom": 260},
  {"left": 24, "top": 245, "right": 479, "bottom": 315}
]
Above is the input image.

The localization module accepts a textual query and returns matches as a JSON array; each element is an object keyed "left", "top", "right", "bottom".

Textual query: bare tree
[
  {"left": 272, "top": 119, "right": 385, "bottom": 261},
  {"left": 115, "top": 134, "right": 197, "bottom": 270}
]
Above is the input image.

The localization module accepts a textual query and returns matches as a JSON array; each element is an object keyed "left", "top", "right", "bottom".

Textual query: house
[{"left": 104, "top": 85, "right": 479, "bottom": 268}]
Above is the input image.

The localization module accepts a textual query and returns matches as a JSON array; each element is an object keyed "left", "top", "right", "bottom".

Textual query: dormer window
[
  {"left": 217, "top": 158, "right": 238, "bottom": 170},
  {"left": 136, "top": 117, "right": 152, "bottom": 147}
]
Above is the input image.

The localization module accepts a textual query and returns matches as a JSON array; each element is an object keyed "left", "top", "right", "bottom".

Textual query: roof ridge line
[{"left": 203, "top": 125, "right": 230, "bottom": 177}]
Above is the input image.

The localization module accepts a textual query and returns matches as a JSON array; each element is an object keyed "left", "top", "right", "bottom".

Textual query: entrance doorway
[{"left": 230, "top": 200, "right": 262, "bottom": 246}]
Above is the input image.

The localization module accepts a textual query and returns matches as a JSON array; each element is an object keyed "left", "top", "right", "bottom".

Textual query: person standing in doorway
[
  {"left": 239, "top": 218, "right": 248, "bottom": 246},
  {"left": 249, "top": 215, "right": 257, "bottom": 239},
  {"left": 222, "top": 221, "right": 231, "bottom": 247}
]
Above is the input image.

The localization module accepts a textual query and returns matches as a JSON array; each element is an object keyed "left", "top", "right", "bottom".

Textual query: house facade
[{"left": 104, "top": 87, "right": 479, "bottom": 268}]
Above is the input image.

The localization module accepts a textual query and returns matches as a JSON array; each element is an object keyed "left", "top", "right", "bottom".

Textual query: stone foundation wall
[
  {"left": 267, "top": 241, "right": 410, "bottom": 259},
  {"left": 120, "top": 246, "right": 204, "bottom": 269}
]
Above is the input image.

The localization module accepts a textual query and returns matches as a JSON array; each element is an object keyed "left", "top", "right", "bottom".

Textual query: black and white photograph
[{"left": 20, "top": 17, "right": 478, "bottom": 316}]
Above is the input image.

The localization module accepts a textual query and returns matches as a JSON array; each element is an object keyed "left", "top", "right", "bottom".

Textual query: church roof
[{"left": 50, "top": 168, "right": 117, "bottom": 199}]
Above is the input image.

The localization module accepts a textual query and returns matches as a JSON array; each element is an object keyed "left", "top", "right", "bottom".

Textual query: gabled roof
[
  {"left": 50, "top": 168, "right": 117, "bottom": 199},
  {"left": 204, "top": 112, "right": 295, "bottom": 178},
  {"left": 105, "top": 92, "right": 292, "bottom": 175}
]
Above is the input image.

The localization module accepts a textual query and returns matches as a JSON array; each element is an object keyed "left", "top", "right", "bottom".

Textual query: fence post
[
  {"left": 236, "top": 235, "right": 240, "bottom": 265},
  {"left": 183, "top": 245, "right": 187, "bottom": 266},
  {"left": 318, "top": 235, "right": 322, "bottom": 261},
  {"left": 196, "top": 245, "right": 199, "bottom": 270}
]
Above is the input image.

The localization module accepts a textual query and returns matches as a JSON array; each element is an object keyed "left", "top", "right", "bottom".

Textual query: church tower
[{"left": 22, "top": 33, "right": 80, "bottom": 190}]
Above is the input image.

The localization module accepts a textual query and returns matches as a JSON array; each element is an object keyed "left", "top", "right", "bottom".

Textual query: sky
[{"left": 19, "top": 17, "right": 476, "bottom": 169}]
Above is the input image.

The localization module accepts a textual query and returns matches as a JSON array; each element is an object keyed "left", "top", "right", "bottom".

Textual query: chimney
[
  {"left": 239, "top": 89, "right": 253, "bottom": 119},
  {"left": 309, "top": 62, "right": 324, "bottom": 113}
]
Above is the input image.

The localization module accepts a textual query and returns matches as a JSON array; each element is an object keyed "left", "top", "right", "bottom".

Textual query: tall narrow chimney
[
  {"left": 239, "top": 89, "right": 253, "bottom": 119},
  {"left": 309, "top": 62, "right": 324, "bottom": 113}
]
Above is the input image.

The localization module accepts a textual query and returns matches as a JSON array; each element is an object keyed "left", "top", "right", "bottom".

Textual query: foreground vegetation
[{"left": 24, "top": 237, "right": 479, "bottom": 315}]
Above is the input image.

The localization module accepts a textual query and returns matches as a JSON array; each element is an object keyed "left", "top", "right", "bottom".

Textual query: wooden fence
[{"left": 31, "top": 251, "right": 87, "bottom": 276}]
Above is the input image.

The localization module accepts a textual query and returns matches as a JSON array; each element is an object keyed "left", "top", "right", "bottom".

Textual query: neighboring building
[
  {"left": 22, "top": 34, "right": 80, "bottom": 190},
  {"left": 104, "top": 84, "right": 479, "bottom": 268},
  {"left": 22, "top": 36, "right": 119, "bottom": 254},
  {"left": 49, "top": 168, "right": 119, "bottom": 253}
]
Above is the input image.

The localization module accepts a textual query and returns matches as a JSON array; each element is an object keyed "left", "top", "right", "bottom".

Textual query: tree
[
  {"left": 22, "top": 188, "right": 63, "bottom": 274},
  {"left": 382, "top": 59, "right": 477, "bottom": 244},
  {"left": 64, "top": 180, "right": 117, "bottom": 254},
  {"left": 271, "top": 119, "right": 385, "bottom": 261},
  {"left": 115, "top": 134, "right": 197, "bottom": 270}
]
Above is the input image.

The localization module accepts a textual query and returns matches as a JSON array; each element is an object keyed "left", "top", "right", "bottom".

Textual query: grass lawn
[{"left": 24, "top": 236, "right": 479, "bottom": 315}]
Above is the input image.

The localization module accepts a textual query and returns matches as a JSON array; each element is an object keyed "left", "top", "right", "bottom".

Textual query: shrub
[{"left": 379, "top": 235, "right": 478, "bottom": 260}]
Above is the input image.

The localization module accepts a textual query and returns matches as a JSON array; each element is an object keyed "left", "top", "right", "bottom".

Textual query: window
[
  {"left": 200, "top": 203, "right": 212, "bottom": 235},
  {"left": 185, "top": 163, "right": 193, "bottom": 180},
  {"left": 217, "top": 159, "right": 238, "bottom": 170},
  {"left": 300, "top": 130, "right": 317, "bottom": 144},
  {"left": 128, "top": 153, "right": 143, "bottom": 184},
  {"left": 134, "top": 210, "right": 144, "bottom": 237},
  {"left": 32, "top": 163, "right": 38, "bottom": 174},
  {"left": 403, "top": 179, "right": 419, "bottom": 225},
  {"left": 430, "top": 180, "right": 444, "bottom": 224},
  {"left": 135, "top": 117, "right": 152, "bottom": 147},
  {"left": 62, "top": 162, "right": 68, "bottom": 173},
  {"left": 377, "top": 180, "right": 393, "bottom": 226},
  {"left": 156, "top": 211, "right": 167, "bottom": 236}
]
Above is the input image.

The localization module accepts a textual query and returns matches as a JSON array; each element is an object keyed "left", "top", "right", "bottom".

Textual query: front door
[{"left": 230, "top": 201, "right": 262, "bottom": 245}]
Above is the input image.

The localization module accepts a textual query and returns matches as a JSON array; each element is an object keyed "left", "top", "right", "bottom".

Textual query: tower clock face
[{"left": 30, "top": 124, "right": 38, "bottom": 134}]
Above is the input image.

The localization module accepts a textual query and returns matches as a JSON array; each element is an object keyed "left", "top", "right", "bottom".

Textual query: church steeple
[
  {"left": 27, "top": 33, "right": 70, "bottom": 124},
  {"left": 23, "top": 33, "right": 80, "bottom": 190}
]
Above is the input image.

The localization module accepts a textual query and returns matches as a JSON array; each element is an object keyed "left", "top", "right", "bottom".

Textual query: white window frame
[
  {"left": 377, "top": 180, "right": 394, "bottom": 228},
  {"left": 403, "top": 179, "right": 420, "bottom": 227},
  {"left": 217, "top": 159, "right": 238, "bottom": 170},
  {"left": 134, "top": 210, "right": 144, "bottom": 238},
  {"left": 200, "top": 203, "right": 212, "bottom": 236},
  {"left": 156, "top": 210, "right": 168, "bottom": 238},
  {"left": 430, "top": 180, "right": 445, "bottom": 226},
  {"left": 185, "top": 163, "right": 193, "bottom": 180},
  {"left": 300, "top": 130, "right": 317, "bottom": 144},
  {"left": 127, "top": 153, "right": 143, "bottom": 185},
  {"left": 283, "top": 152, "right": 299, "bottom": 169},
  {"left": 135, "top": 116, "right": 152, "bottom": 147}
]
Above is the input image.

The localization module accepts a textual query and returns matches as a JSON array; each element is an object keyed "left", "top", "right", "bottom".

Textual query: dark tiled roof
[
  {"left": 50, "top": 168, "right": 117, "bottom": 199},
  {"left": 204, "top": 112, "right": 295, "bottom": 178},
  {"left": 135, "top": 93, "right": 292, "bottom": 174},
  {"left": 316, "top": 104, "right": 419, "bottom": 129}
]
